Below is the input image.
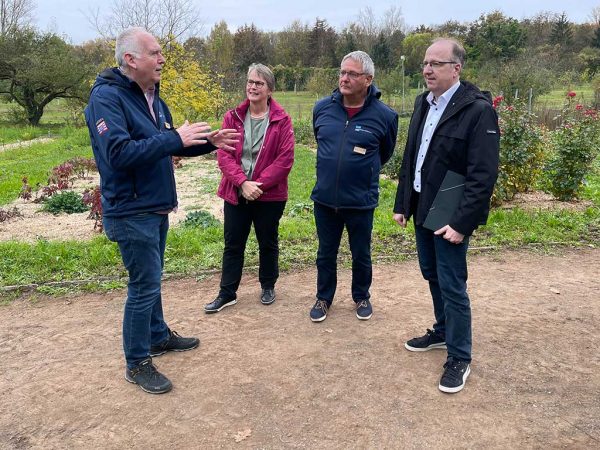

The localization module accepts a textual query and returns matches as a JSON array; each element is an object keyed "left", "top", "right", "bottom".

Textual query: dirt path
[
  {"left": 1, "top": 248, "right": 599, "bottom": 449},
  {"left": 0, "top": 137, "right": 54, "bottom": 153}
]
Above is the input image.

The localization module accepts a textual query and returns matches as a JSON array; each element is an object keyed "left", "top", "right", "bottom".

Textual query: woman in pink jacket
[{"left": 205, "top": 64, "right": 295, "bottom": 313}]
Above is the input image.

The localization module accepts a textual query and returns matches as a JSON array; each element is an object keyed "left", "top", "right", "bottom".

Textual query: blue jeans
[
  {"left": 103, "top": 213, "right": 170, "bottom": 369},
  {"left": 314, "top": 202, "right": 374, "bottom": 304},
  {"left": 415, "top": 224, "right": 472, "bottom": 362}
]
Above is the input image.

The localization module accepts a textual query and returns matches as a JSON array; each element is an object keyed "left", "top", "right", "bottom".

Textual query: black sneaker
[
  {"left": 125, "top": 358, "right": 173, "bottom": 394},
  {"left": 204, "top": 296, "right": 237, "bottom": 314},
  {"left": 310, "top": 299, "right": 329, "bottom": 322},
  {"left": 150, "top": 328, "right": 200, "bottom": 357},
  {"left": 439, "top": 357, "right": 471, "bottom": 393},
  {"left": 260, "top": 288, "right": 276, "bottom": 305},
  {"left": 405, "top": 329, "right": 447, "bottom": 352},
  {"left": 355, "top": 299, "right": 372, "bottom": 320}
]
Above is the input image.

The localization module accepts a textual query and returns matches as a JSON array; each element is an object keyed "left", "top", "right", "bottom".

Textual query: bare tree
[
  {"left": 0, "top": 0, "right": 34, "bottom": 36},
  {"left": 86, "top": 0, "right": 201, "bottom": 41}
]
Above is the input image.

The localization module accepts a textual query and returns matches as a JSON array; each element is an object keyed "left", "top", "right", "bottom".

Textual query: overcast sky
[{"left": 35, "top": 0, "right": 600, "bottom": 43}]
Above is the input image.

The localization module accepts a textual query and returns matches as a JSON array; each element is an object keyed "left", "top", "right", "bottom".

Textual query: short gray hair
[
  {"left": 432, "top": 37, "right": 466, "bottom": 67},
  {"left": 341, "top": 51, "right": 375, "bottom": 77},
  {"left": 115, "top": 27, "right": 148, "bottom": 68},
  {"left": 247, "top": 63, "right": 275, "bottom": 91}
]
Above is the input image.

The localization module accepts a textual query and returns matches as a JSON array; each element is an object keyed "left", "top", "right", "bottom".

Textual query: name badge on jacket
[{"left": 353, "top": 146, "right": 366, "bottom": 155}]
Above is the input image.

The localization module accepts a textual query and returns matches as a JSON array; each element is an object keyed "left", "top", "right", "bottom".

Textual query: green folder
[{"left": 423, "top": 170, "right": 465, "bottom": 232}]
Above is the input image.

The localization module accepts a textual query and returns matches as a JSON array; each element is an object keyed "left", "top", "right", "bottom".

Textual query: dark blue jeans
[
  {"left": 415, "top": 224, "right": 472, "bottom": 362},
  {"left": 314, "top": 202, "right": 374, "bottom": 304},
  {"left": 103, "top": 213, "right": 170, "bottom": 369},
  {"left": 219, "top": 199, "right": 286, "bottom": 300}
]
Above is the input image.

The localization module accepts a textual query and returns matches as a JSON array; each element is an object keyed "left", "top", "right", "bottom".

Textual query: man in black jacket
[{"left": 393, "top": 38, "right": 499, "bottom": 393}]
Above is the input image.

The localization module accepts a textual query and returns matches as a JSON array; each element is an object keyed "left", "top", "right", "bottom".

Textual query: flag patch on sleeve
[{"left": 96, "top": 118, "right": 109, "bottom": 136}]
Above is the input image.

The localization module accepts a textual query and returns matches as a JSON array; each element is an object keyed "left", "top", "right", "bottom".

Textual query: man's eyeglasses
[
  {"left": 339, "top": 70, "right": 367, "bottom": 79},
  {"left": 247, "top": 79, "right": 266, "bottom": 88},
  {"left": 421, "top": 61, "right": 458, "bottom": 69}
]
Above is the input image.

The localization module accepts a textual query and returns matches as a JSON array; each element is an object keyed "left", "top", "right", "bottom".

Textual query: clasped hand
[
  {"left": 241, "top": 181, "right": 263, "bottom": 201},
  {"left": 176, "top": 121, "right": 240, "bottom": 151}
]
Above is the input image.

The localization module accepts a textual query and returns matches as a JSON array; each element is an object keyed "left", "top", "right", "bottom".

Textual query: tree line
[{"left": 2, "top": 0, "right": 600, "bottom": 124}]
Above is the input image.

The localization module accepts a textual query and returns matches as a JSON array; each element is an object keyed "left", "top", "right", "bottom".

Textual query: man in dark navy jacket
[
  {"left": 85, "top": 27, "right": 238, "bottom": 394},
  {"left": 309, "top": 51, "right": 398, "bottom": 323},
  {"left": 393, "top": 38, "right": 499, "bottom": 394}
]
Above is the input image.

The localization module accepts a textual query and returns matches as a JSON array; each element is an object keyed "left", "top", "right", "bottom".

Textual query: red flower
[
  {"left": 567, "top": 91, "right": 576, "bottom": 98},
  {"left": 575, "top": 104, "right": 584, "bottom": 110},
  {"left": 492, "top": 95, "right": 504, "bottom": 109}
]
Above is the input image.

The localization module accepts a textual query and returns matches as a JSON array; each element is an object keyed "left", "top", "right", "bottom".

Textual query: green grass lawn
[
  {"left": 1, "top": 135, "right": 599, "bottom": 295},
  {"left": 0, "top": 127, "right": 91, "bottom": 205}
]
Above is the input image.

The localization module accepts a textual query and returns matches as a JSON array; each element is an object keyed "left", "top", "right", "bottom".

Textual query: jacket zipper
[{"left": 334, "top": 119, "right": 350, "bottom": 211}]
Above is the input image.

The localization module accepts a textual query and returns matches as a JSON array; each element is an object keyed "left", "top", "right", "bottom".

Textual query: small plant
[
  {"left": 0, "top": 207, "right": 22, "bottom": 222},
  {"left": 41, "top": 191, "right": 89, "bottom": 215},
  {"left": 82, "top": 186, "right": 103, "bottom": 231},
  {"left": 287, "top": 202, "right": 314, "bottom": 217},
  {"left": 544, "top": 92, "right": 600, "bottom": 201},
  {"left": 181, "top": 210, "right": 220, "bottom": 228},
  {"left": 19, "top": 177, "right": 33, "bottom": 201}
]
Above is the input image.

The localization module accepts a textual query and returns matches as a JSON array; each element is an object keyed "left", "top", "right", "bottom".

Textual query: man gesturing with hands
[{"left": 85, "top": 27, "right": 239, "bottom": 394}]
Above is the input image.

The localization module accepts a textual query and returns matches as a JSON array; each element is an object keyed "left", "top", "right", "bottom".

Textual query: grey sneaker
[
  {"left": 125, "top": 358, "right": 172, "bottom": 394},
  {"left": 355, "top": 299, "right": 372, "bottom": 320}
]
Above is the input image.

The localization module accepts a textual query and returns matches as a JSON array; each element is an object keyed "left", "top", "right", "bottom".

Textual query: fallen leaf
[{"left": 234, "top": 429, "right": 252, "bottom": 443}]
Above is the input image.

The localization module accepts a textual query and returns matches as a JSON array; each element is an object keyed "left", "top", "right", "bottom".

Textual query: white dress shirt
[{"left": 413, "top": 81, "right": 461, "bottom": 192}]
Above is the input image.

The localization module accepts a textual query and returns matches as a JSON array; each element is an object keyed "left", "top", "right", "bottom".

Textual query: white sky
[{"left": 35, "top": 0, "right": 600, "bottom": 43}]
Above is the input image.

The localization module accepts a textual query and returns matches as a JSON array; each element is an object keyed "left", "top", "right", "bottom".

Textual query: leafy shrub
[
  {"left": 41, "top": 191, "right": 88, "bottom": 215},
  {"left": 492, "top": 98, "right": 546, "bottom": 205},
  {"left": 181, "top": 210, "right": 221, "bottom": 228},
  {"left": 544, "top": 95, "right": 600, "bottom": 200},
  {"left": 380, "top": 125, "right": 407, "bottom": 178},
  {"left": 293, "top": 118, "right": 315, "bottom": 146},
  {"left": 306, "top": 68, "right": 338, "bottom": 97}
]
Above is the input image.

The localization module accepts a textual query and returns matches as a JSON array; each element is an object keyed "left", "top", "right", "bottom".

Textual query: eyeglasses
[
  {"left": 421, "top": 61, "right": 458, "bottom": 69},
  {"left": 339, "top": 70, "right": 367, "bottom": 79},
  {"left": 247, "top": 79, "right": 266, "bottom": 88}
]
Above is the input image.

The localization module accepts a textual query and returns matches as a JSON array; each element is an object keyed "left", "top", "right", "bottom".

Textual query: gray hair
[
  {"left": 115, "top": 27, "right": 148, "bottom": 68},
  {"left": 247, "top": 63, "right": 275, "bottom": 91},
  {"left": 432, "top": 37, "right": 466, "bottom": 67},
  {"left": 341, "top": 51, "right": 375, "bottom": 77}
]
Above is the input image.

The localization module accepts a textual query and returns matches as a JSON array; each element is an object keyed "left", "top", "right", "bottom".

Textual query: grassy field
[
  {"left": 1, "top": 137, "right": 599, "bottom": 294},
  {"left": 0, "top": 127, "right": 91, "bottom": 206}
]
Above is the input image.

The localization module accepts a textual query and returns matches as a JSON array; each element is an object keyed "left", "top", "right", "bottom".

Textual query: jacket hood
[
  {"left": 330, "top": 83, "right": 382, "bottom": 106},
  {"left": 233, "top": 97, "right": 288, "bottom": 122},
  {"left": 90, "top": 67, "right": 159, "bottom": 96}
]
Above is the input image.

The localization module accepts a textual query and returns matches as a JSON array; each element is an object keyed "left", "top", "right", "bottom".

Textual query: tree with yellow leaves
[{"left": 160, "top": 39, "right": 225, "bottom": 124}]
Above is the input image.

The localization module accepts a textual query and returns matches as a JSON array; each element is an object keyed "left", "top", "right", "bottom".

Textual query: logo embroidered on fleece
[
  {"left": 354, "top": 125, "right": 372, "bottom": 134},
  {"left": 96, "top": 118, "right": 108, "bottom": 136}
]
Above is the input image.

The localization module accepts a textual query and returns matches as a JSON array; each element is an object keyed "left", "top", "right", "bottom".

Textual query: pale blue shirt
[{"left": 413, "top": 81, "right": 461, "bottom": 192}]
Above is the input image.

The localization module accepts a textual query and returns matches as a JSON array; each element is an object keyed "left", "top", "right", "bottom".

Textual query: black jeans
[
  {"left": 313, "top": 202, "right": 374, "bottom": 304},
  {"left": 219, "top": 199, "right": 286, "bottom": 300}
]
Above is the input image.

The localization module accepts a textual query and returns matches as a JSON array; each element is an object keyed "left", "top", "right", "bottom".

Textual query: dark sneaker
[
  {"left": 310, "top": 299, "right": 329, "bottom": 322},
  {"left": 150, "top": 328, "right": 200, "bottom": 357},
  {"left": 355, "top": 299, "right": 372, "bottom": 320},
  {"left": 204, "top": 296, "right": 237, "bottom": 314},
  {"left": 125, "top": 358, "right": 172, "bottom": 394},
  {"left": 260, "top": 288, "right": 276, "bottom": 305},
  {"left": 439, "top": 357, "right": 471, "bottom": 393},
  {"left": 405, "top": 329, "right": 446, "bottom": 352}
]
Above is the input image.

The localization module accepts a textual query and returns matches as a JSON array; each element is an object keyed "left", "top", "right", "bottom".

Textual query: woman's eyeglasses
[{"left": 247, "top": 79, "right": 266, "bottom": 88}]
